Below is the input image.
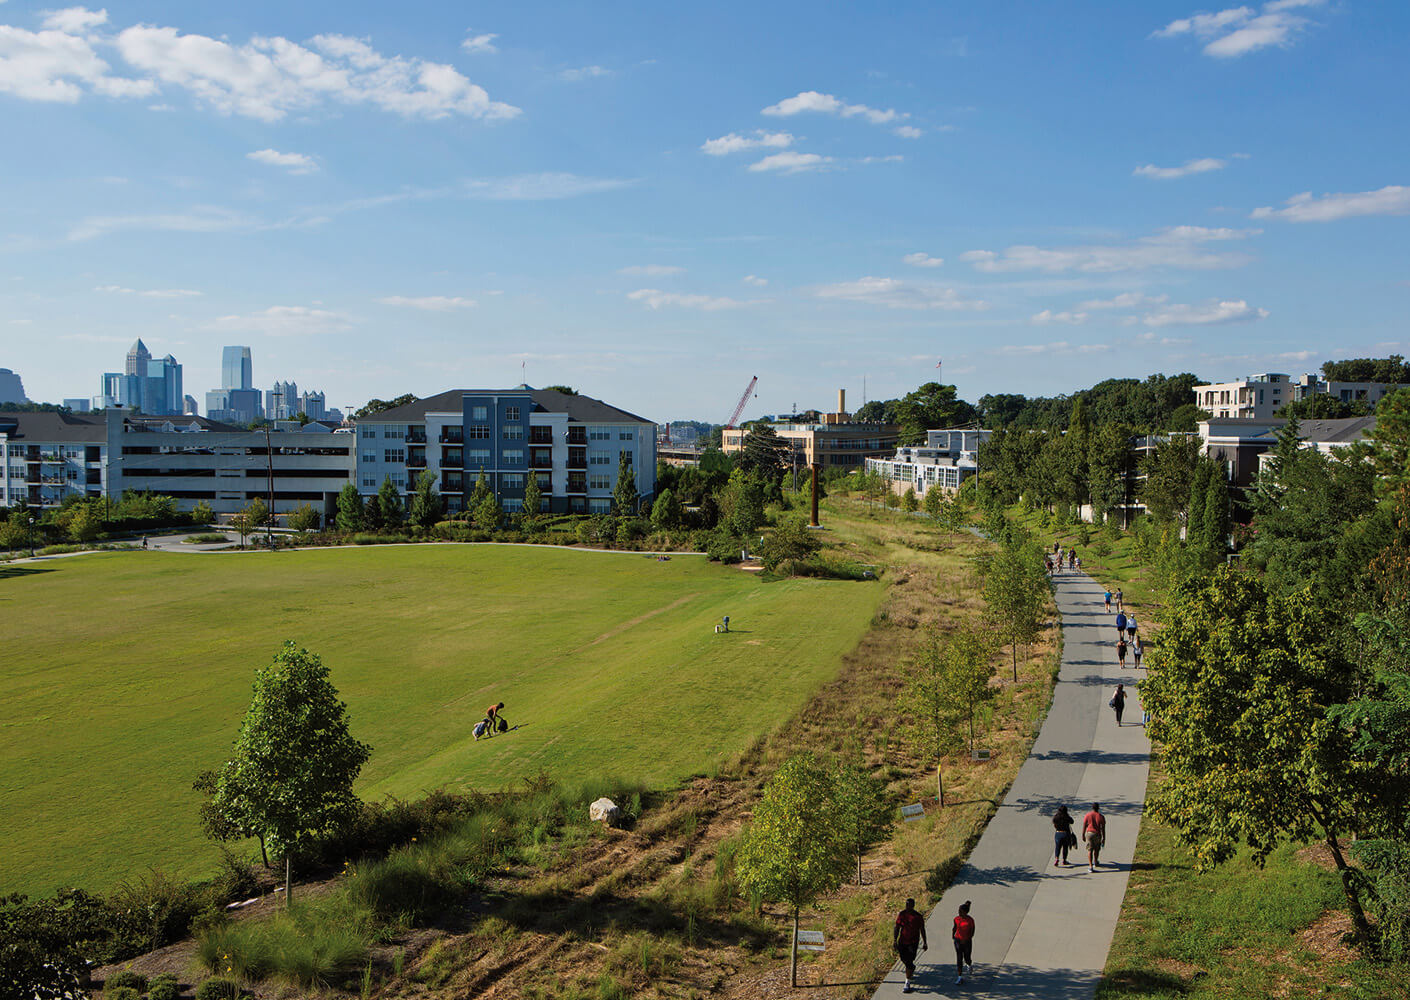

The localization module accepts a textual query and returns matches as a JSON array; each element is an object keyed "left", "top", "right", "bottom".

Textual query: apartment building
[
  {"left": 354, "top": 388, "right": 656, "bottom": 515},
  {"left": 865, "top": 427, "right": 991, "bottom": 496},
  {"left": 1195, "top": 372, "right": 1403, "bottom": 419},
  {"left": 722, "top": 390, "right": 898, "bottom": 470},
  {"left": 0, "top": 411, "right": 107, "bottom": 509},
  {"left": 1196, "top": 415, "right": 1378, "bottom": 488}
]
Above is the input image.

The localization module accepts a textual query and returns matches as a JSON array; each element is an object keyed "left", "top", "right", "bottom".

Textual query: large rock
[{"left": 589, "top": 797, "right": 621, "bottom": 826}]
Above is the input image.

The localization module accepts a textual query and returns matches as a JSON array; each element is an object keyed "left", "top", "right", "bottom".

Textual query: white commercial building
[
  {"left": 865, "top": 428, "right": 991, "bottom": 496},
  {"left": 1195, "top": 372, "right": 1402, "bottom": 420}
]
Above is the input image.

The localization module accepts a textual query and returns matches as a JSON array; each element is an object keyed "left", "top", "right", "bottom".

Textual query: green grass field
[{"left": 0, "top": 544, "right": 884, "bottom": 896}]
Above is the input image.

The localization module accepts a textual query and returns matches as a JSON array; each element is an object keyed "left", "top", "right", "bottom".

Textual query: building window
[
  {"left": 503, "top": 498, "right": 523, "bottom": 512},
  {"left": 472, "top": 405, "right": 488, "bottom": 420},
  {"left": 468, "top": 448, "right": 491, "bottom": 463},
  {"left": 467, "top": 425, "right": 491, "bottom": 439},
  {"left": 589, "top": 427, "right": 611, "bottom": 440},
  {"left": 589, "top": 450, "right": 612, "bottom": 465},
  {"left": 361, "top": 477, "right": 376, "bottom": 488},
  {"left": 361, "top": 427, "right": 376, "bottom": 438},
  {"left": 384, "top": 448, "right": 405, "bottom": 463},
  {"left": 619, "top": 431, "right": 633, "bottom": 441},
  {"left": 503, "top": 425, "right": 524, "bottom": 440},
  {"left": 505, "top": 406, "right": 520, "bottom": 421},
  {"left": 502, "top": 449, "right": 524, "bottom": 463},
  {"left": 384, "top": 427, "right": 403, "bottom": 440},
  {"left": 589, "top": 498, "right": 611, "bottom": 514},
  {"left": 361, "top": 452, "right": 376, "bottom": 463},
  {"left": 502, "top": 474, "right": 524, "bottom": 488},
  {"left": 619, "top": 449, "right": 633, "bottom": 462},
  {"left": 589, "top": 474, "right": 612, "bottom": 489}
]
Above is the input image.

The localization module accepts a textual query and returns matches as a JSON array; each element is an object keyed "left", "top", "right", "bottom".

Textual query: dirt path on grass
[{"left": 575, "top": 593, "right": 699, "bottom": 650}]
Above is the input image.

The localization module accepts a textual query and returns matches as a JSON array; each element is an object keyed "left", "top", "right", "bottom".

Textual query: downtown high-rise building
[
  {"left": 99, "top": 339, "right": 181, "bottom": 415},
  {"left": 222, "top": 346, "right": 253, "bottom": 391}
]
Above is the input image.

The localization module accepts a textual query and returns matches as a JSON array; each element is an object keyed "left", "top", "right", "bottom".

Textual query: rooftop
[{"left": 359, "top": 387, "right": 653, "bottom": 425}]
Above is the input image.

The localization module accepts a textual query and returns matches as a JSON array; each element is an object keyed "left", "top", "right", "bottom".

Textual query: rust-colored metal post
[{"left": 810, "top": 463, "right": 820, "bottom": 527}]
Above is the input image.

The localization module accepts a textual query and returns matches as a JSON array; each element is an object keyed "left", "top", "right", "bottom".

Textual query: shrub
[
  {"left": 110, "top": 868, "right": 205, "bottom": 952},
  {"left": 194, "top": 977, "right": 239, "bottom": 1000},
  {"left": 148, "top": 973, "right": 181, "bottom": 1000},
  {"left": 104, "top": 969, "right": 148, "bottom": 992},
  {"left": 704, "top": 531, "right": 743, "bottom": 564},
  {"left": 104, "top": 987, "right": 141, "bottom": 1000},
  {"left": 183, "top": 533, "right": 229, "bottom": 545},
  {"left": 196, "top": 898, "right": 368, "bottom": 989},
  {"left": 351, "top": 533, "right": 407, "bottom": 546}
]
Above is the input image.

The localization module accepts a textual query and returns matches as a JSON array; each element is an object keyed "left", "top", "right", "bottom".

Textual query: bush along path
[{"left": 873, "top": 567, "right": 1150, "bottom": 999}]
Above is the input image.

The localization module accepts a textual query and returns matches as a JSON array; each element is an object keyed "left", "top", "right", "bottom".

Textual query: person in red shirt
[
  {"left": 1083, "top": 802, "right": 1107, "bottom": 871},
  {"left": 952, "top": 900, "right": 975, "bottom": 984},
  {"left": 893, "top": 898, "right": 927, "bottom": 993}
]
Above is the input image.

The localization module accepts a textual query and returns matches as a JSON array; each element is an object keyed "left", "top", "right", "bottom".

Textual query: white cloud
[
  {"left": 69, "top": 207, "right": 252, "bottom": 241},
  {"left": 1134, "top": 157, "right": 1226, "bottom": 180},
  {"left": 206, "top": 305, "right": 353, "bottom": 336},
  {"left": 748, "top": 151, "right": 831, "bottom": 174},
  {"left": 1031, "top": 309, "right": 1088, "bottom": 325},
  {"left": 375, "top": 295, "right": 475, "bottom": 311},
  {"left": 858, "top": 154, "right": 904, "bottom": 164},
  {"left": 463, "top": 172, "right": 632, "bottom": 200},
  {"left": 903, "top": 252, "right": 944, "bottom": 268},
  {"left": 960, "top": 226, "right": 1257, "bottom": 273},
  {"left": 894, "top": 125, "right": 923, "bottom": 138},
  {"left": 461, "top": 32, "right": 497, "bottom": 54},
  {"left": 1142, "top": 298, "right": 1269, "bottom": 327},
  {"left": 1152, "top": 0, "right": 1326, "bottom": 58},
  {"left": 41, "top": 7, "right": 108, "bottom": 33},
  {"left": 626, "top": 289, "right": 757, "bottom": 311},
  {"left": 559, "top": 65, "right": 611, "bottom": 81},
  {"left": 742, "top": 275, "right": 768, "bottom": 287},
  {"left": 247, "top": 148, "right": 318, "bottom": 174},
  {"left": 618, "top": 265, "right": 685, "bottom": 277},
  {"left": 0, "top": 17, "right": 154, "bottom": 101},
  {"left": 1251, "top": 185, "right": 1410, "bottom": 222},
  {"left": 998, "top": 341, "right": 1072, "bottom": 356},
  {"left": 700, "top": 130, "right": 794, "bottom": 156},
  {"left": 95, "top": 283, "right": 201, "bottom": 297},
  {"left": 813, "top": 276, "right": 987, "bottom": 311},
  {"left": 761, "top": 90, "right": 903, "bottom": 125},
  {"left": 1076, "top": 291, "right": 1169, "bottom": 310}
]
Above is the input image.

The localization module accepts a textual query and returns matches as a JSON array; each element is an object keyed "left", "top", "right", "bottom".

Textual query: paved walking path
[{"left": 873, "top": 569, "right": 1150, "bottom": 999}]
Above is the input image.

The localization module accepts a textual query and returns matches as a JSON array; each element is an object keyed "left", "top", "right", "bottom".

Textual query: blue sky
[{"left": 1, "top": 0, "right": 1406, "bottom": 421}]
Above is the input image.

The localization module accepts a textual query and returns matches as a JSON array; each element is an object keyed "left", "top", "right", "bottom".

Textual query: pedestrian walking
[
  {"left": 1115, "top": 610, "right": 1127, "bottom": 640},
  {"left": 1126, "top": 613, "right": 1137, "bottom": 641},
  {"left": 1052, "top": 804, "right": 1076, "bottom": 866},
  {"left": 893, "top": 898, "right": 927, "bottom": 993},
  {"left": 1103, "top": 590, "right": 1112, "bottom": 612},
  {"left": 1132, "top": 637, "right": 1143, "bottom": 669},
  {"left": 1083, "top": 803, "right": 1106, "bottom": 871},
  {"left": 1068, "top": 550, "right": 1076, "bottom": 570},
  {"left": 952, "top": 901, "right": 975, "bottom": 985},
  {"left": 1115, "top": 588, "right": 1124, "bottom": 612},
  {"left": 1075, "top": 555, "right": 1082, "bottom": 570},
  {"left": 1110, "top": 683, "right": 1126, "bottom": 725},
  {"left": 1116, "top": 637, "right": 1128, "bottom": 670}
]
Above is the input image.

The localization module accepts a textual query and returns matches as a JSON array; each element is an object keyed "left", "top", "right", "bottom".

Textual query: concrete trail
[{"left": 872, "top": 569, "right": 1150, "bottom": 999}]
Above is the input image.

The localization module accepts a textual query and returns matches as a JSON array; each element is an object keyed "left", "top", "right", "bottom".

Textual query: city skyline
[{"left": 1, "top": 2, "right": 1407, "bottom": 421}]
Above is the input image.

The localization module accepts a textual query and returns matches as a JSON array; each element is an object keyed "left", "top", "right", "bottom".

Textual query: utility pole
[{"left": 263, "top": 425, "right": 275, "bottom": 549}]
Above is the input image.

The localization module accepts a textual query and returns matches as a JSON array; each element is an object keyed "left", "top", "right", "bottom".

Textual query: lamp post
[{"left": 28, "top": 516, "right": 35, "bottom": 558}]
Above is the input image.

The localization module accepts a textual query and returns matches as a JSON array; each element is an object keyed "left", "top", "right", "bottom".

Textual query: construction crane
[{"left": 724, "top": 376, "right": 759, "bottom": 429}]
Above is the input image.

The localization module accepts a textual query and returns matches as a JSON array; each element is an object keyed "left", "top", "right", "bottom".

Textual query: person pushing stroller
[{"left": 475, "top": 702, "right": 507, "bottom": 740}]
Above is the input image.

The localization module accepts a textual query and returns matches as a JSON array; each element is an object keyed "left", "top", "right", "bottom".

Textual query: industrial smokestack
[{"left": 838, "top": 388, "right": 846, "bottom": 415}]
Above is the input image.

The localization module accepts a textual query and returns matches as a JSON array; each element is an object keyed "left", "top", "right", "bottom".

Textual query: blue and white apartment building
[{"left": 355, "top": 388, "right": 656, "bottom": 515}]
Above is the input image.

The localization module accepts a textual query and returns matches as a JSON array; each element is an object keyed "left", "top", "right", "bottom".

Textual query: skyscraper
[
  {"left": 126, "top": 338, "right": 151, "bottom": 378},
  {"left": 222, "top": 346, "right": 253, "bottom": 391}
]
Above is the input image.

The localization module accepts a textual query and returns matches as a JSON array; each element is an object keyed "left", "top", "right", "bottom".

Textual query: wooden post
[
  {"left": 790, "top": 906, "right": 799, "bottom": 987},
  {"left": 810, "top": 463, "right": 820, "bottom": 527},
  {"left": 285, "top": 855, "right": 292, "bottom": 909}
]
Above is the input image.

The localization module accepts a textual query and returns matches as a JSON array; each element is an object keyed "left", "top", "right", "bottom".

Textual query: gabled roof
[
  {"left": 357, "top": 388, "right": 654, "bottom": 424},
  {"left": 1247, "top": 416, "right": 1378, "bottom": 445},
  {"left": 0, "top": 411, "right": 107, "bottom": 442}
]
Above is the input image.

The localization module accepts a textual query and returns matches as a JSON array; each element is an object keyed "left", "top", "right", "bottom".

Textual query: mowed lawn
[{"left": 0, "top": 545, "right": 883, "bottom": 895}]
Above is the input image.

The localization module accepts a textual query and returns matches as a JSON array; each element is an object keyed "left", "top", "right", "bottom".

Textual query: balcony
[
  {"left": 567, "top": 448, "right": 587, "bottom": 470},
  {"left": 530, "top": 449, "right": 553, "bottom": 469},
  {"left": 530, "top": 427, "right": 553, "bottom": 445},
  {"left": 567, "top": 427, "right": 586, "bottom": 445},
  {"left": 407, "top": 455, "right": 427, "bottom": 469},
  {"left": 442, "top": 476, "right": 464, "bottom": 492},
  {"left": 439, "top": 429, "right": 464, "bottom": 444},
  {"left": 406, "top": 428, "right": 427, "bottom": 443},
  {"left": 440, "top": 451, "right": 463, "bottom": 468},
  {"left": 565, "top": 476, "right": 587, "bottom": 494}
]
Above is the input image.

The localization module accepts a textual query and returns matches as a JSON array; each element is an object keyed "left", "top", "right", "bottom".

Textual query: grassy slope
[{"left": 0, "top": 544, "right": 883, "bottom": 895}]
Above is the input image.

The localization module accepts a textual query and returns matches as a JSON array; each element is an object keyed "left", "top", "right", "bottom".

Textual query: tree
[
  {"left": 352, "top": 393, "right": 417, "bottom": 419},
  {"left": 1322, "top": 354, "right": 1410, "bottom": 384},
  {"left": 228, "top": 509, "right": 254, "bottom": 548},
  {"left": 650, "top": 487, "right": 681, "bottom": 531},
  {"left": 1140, "top": 435, "right": 1202, "bottom": 527},
  {"left": 522, "top": 471, "right": 544, "bottom": 526},
  {"left": 542, "top": 384, "right": 577, "bottom": 395},
  {"left": 613, "top": 451, "right": 639, "bottom": 515},
  {"left": 1195, "top": 470, "right": 1230, "bottom": 563},
  {"left": 335, "top": 483, "right": 364, "bottom": 533},
  {"left": 190, "top": 499, "right": 216, "bottom": 526},
  {"left": 0, "top": 516, "right": 27, "bottom": 554},
  {"left": 894, "top": 382, "right": 978, "bottom": 445},
  {"left": 473, "top": 490, "right": 503, "bottom": 531},
  {"left": 1370, "top": 387, "right": 1410, "bottom": 495},
  {"left": 722, "top": 469, "right": 766, "bottom": 536},
  {"left": 408, "top": 470, "right": 444, "bottom": 529},
  {"left": 468, "top": 467, "right": 490, "bottom": 511},
  {"left": 735, "top": 753, "right": 850, "bottom": 987},
  {"left": 901, "top": 486, "right": 919, "bottom": 513},
  {"left": 67, "top": 503, "right": 101, "bottom": 543},
  {"left": 983, "top": 539, "right": 1047, "bottom": 681},
  {"left": 1086, "top": 423, "right": 1133, "bottom": 526},
  {"left": 737, "top": 424, "right": 791, "bottom": 485},
  {"left": 831, "top": 743, "right": 893, "bottom": 885},
  {"left": 1141, "top": 568, "right": 1372, "bottom": 939},
  {"left": 243, "top": 496, "right": 269, "bottom": 529},
  {"left": 376, "top": 476, "right": 404, "bottom": 530},
  {"left": 287, "top": 503, "right": 320, "bottom": 533},
  {"left": 901, "top": 629, "right": 966, "bottom": 805},
  {"left": 1277, "top": 394, "right": 1367, "bottom": 421},
  {"left": 202, "top": 642, "right": 370, "bottom": 904},
  {"left": 756, "top": 515, "right": 822, "bottom": 571}
]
